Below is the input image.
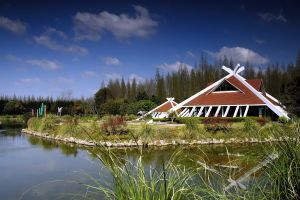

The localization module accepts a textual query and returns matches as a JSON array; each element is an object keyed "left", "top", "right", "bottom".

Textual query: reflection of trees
[
  {"left": 60, "top": 144, "right": 78, "bottom": 157},
  {"left": 27, "top": 135, "right": 80, "bottom": 157}
]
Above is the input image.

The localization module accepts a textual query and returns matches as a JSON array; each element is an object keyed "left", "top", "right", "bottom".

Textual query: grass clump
[{"left": 84, "top": 151, "right": 198, "bottom": 200}]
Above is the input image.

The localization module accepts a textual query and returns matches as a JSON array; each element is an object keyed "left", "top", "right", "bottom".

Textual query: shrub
[
  {"left": 22, "top": 112, "right": 32, "bottom": 124},
  {"left": 123, "top": 114, "right": 137, "bottom": 121},
  {"left": 278, "top": 116, "right": 289, "bottom": 124},
  {"left": 202, "top": 117, "right": 231, "bottom": 133},
  {"left": 101, "top": 116, "right": 128, "bottom": 135}
]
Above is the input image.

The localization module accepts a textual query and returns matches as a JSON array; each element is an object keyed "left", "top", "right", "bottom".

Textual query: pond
[{"left": 0, "top": 127, "right": 272, "bottom": 200}]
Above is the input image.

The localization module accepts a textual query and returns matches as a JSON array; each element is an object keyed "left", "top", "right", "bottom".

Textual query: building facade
[{"left": 171, "top": 65, "right": 288, "bottom": 119}]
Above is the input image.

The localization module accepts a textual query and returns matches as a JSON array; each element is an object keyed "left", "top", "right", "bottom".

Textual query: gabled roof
[
  {"left": 184, "top": 75, "right": 265, "bottom": 106},
  {"left": 137, "top": 98, "right": 178, "bottom": 120},
  {"left": 246, "top": 79, "right": 262, "bottom": 91},
  {"left": 171, "top": 64, "right": 288, "bottom": 118},
  {"left": 153, "top": 100, "right": 178, "bottom": 112}
]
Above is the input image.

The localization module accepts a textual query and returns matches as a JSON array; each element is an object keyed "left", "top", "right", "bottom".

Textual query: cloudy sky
[{"left": 0, "top": 0, "right": 299, "bottom": 98}]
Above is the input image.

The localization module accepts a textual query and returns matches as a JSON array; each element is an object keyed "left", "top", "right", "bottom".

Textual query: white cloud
[
  {"left": 205, "top": 46, "right": 269, "bottom": 65},
  {"left": 74, "top": 5, "right": 158, "bottom": 41},
  {"left": 258, "top": 12, "right": 287, "bottom": 23},
  {"left": 34, "top": 27, "right": 88, "bottom": 56},
  {"left": 103, "top": 57, "right": 120, "bottom": 65},
  {"left": 158, "top": 61, "right": 193, "bottom": 72},
  {"left": 56, "top": 77, "right": 74, "bottom": 83},
  {"left": 186, "top": 51, "right": 196, "bottom": 58},
  {"left": 82, "top": 71, "right": 98, "bottom": 78},
  {"left": 129, "top": 73, "right": 145, "bottom": 83},
  {"left": 6, "top": 54, "right": 62, "bottom": 70},
  {"left": 26, "top": 59, "right": 61, "bottom": 70},
  {"left": 0, "top": 16, "right": 27, "bottom": 35},
  {"left": 105, "top": 73, "right": 122, "bottom": 80},
  {"left": 15, "top": 78, "right": 40, "bottom": 86}
]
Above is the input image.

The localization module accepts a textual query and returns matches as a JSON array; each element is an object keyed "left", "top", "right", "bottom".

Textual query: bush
[
  {"left": 278, "top": 116, "right": 289, "bottom": 124},
  {"left": 101, "top": 116, "right": 128, "bottom": 135},
  {"left": 123, "top": 114, "right": 137, "bottom": 121},
  {"left": 22, "top": 112, "right": 32, "bottom": 124},
  {"left": 202, "top": 117, "right": 231, "bottom": 133}
]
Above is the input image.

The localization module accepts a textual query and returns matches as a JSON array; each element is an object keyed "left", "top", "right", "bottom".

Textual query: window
[{"left": 212, "top": 80, "right": 240, "bottom": 92}]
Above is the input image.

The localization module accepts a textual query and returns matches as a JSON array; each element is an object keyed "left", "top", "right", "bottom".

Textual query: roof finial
[
  {"left": 222, "top": 64, "right": 245, "bottom": 75},
  {"left": 166, "top": 97, "right": 174, "bottom": 102}
]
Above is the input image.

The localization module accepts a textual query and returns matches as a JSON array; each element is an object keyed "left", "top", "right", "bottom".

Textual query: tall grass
[
  {"left": 262, "top": 119, "right": 300, "bottom": 200},
  {"left": 80, "top": 119, "right": 300, "bottom": 200},
  {"left": 84, "top": 150, "right": 199, "bottom": 200}
]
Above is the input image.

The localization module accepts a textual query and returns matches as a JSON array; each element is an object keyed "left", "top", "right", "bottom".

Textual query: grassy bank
[
  {"left": 80, "top": 119, "right": 300, "bottom": 200},
  {"left": 26, "top": 114, "right": 294, "bottom": 144}
]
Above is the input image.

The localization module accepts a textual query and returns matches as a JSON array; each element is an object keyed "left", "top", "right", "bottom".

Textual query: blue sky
[{"left": 0, "top": 0, "right": 299, "bottom": 98}]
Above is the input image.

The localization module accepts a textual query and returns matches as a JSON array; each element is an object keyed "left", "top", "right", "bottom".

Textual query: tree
[
  {"left": 94, "top": 88, "right": 114, "bottom": 112},
  {"left": 101, "top": 99, "right": 123, "bottom": 115},
  {"left": 121, "top": 78, "right": 126, "bottom": 98},
  {"left": 136, "top": 91, "right": 149, "bottom": 101},
  {"left": 3, "top": 101, "right": 24, "bottom": 114}
]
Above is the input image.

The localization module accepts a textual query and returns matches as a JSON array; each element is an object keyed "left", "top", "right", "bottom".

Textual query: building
[
  {"left": 139, "top": 98, "right": 178, "bottom": 119},
  {"left": 171, "top": 64, "right": 289, "bottom": 119}
]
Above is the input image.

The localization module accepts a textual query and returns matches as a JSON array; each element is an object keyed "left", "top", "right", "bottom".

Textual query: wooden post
[
  {"left": 36, "top": 109, "right": 38, "bottom": 118},
  {"left": 44, "top": 105, "right": 47, "bottom": 117}
]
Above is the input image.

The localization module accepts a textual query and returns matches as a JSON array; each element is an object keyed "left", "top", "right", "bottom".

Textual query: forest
[{"left": 1, "top": 53, "right": 300, "bottom": 117}]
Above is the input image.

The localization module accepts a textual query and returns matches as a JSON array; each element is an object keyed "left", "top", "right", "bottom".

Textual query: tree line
[{"left": 1, "top": 53, "right": 300, "bottom": 116}]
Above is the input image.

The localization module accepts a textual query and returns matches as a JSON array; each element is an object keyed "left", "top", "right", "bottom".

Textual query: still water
[{"left": 0, "top": 128, "right": 269, "bottom": 200}]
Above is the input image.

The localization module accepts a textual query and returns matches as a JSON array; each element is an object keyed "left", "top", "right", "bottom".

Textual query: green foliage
[
  {"left": 123, "top": 114, "right": 137, "bottom": 121},
  {"left": 263, "top": 120, "right": 300, "bottom": 200},
  {"left": 139, "top": 124, "right": 155, "bottom": 142},
  {"left": 243, "top": 118, "right": 259, "bottom": 133},
  {"left": 3, "top": 101, "right": 25, "bottom": 114},
  {"left": 278, "top": 116, "right": 289, "bottom": 124},
  {"left": 101, "top": 99, "right": 124, "bottom": 115},
  {"left": 84, "top": 153, "right": 197, "bottom": 200},
  {"left": 94, "top": 87, "right": 114, "bottom": 111},
  {"left": 27, "top": 117, "right": 42, "bottom": 131},
  {"left": 59, "top": 121, "right": 82, "bottom": 136},
  {"left": 120, "top": 100, "right": 156, "bottom": 115},
  {"left": 22, "top": 112, "right": 32, "bottom": 124}
]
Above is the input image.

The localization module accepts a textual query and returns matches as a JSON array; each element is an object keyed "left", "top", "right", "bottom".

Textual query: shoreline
[{"left": 21, "top": 128, "right": 291, "bottom": 148}]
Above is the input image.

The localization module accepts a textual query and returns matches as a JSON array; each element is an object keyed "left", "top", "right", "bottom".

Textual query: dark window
[{"left": 213, "top": 80, "right": 239, "bottom": 92}]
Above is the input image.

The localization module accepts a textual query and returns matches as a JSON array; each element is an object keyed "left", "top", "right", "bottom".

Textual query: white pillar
[
  {"left": 197, "top": 106, "right": 204, "bottom": 117},
  {"left": 205, "top": 106, "right": 212, "bottom": 117},
  {"left": 182, "top": 109, "right": 190, "bottom": 117},
  {"left": 223, "top": 106, "right": 230, "bottom": 117},
  {"left": 214, "top": 106, "right": 221, "bottom": 117},
  {"left": 233, "top": 106, "right": 240, "bottom": 117},
  {"left": 178, "top": 108, "right": 187, "bottom": 117},
  {"left": 189, "top": 106, "right": 196, "bottom": 117},
  {"left": 243, "top": 105, "right": 249, "bottom": 117}
]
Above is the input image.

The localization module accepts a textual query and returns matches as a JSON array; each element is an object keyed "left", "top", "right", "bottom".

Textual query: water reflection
[
  {"left": 28, "top": 136, "right": 78, "bottom": 157},
  {"left": 0, "top": 128, "right": 274, "bottom": 200}
]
